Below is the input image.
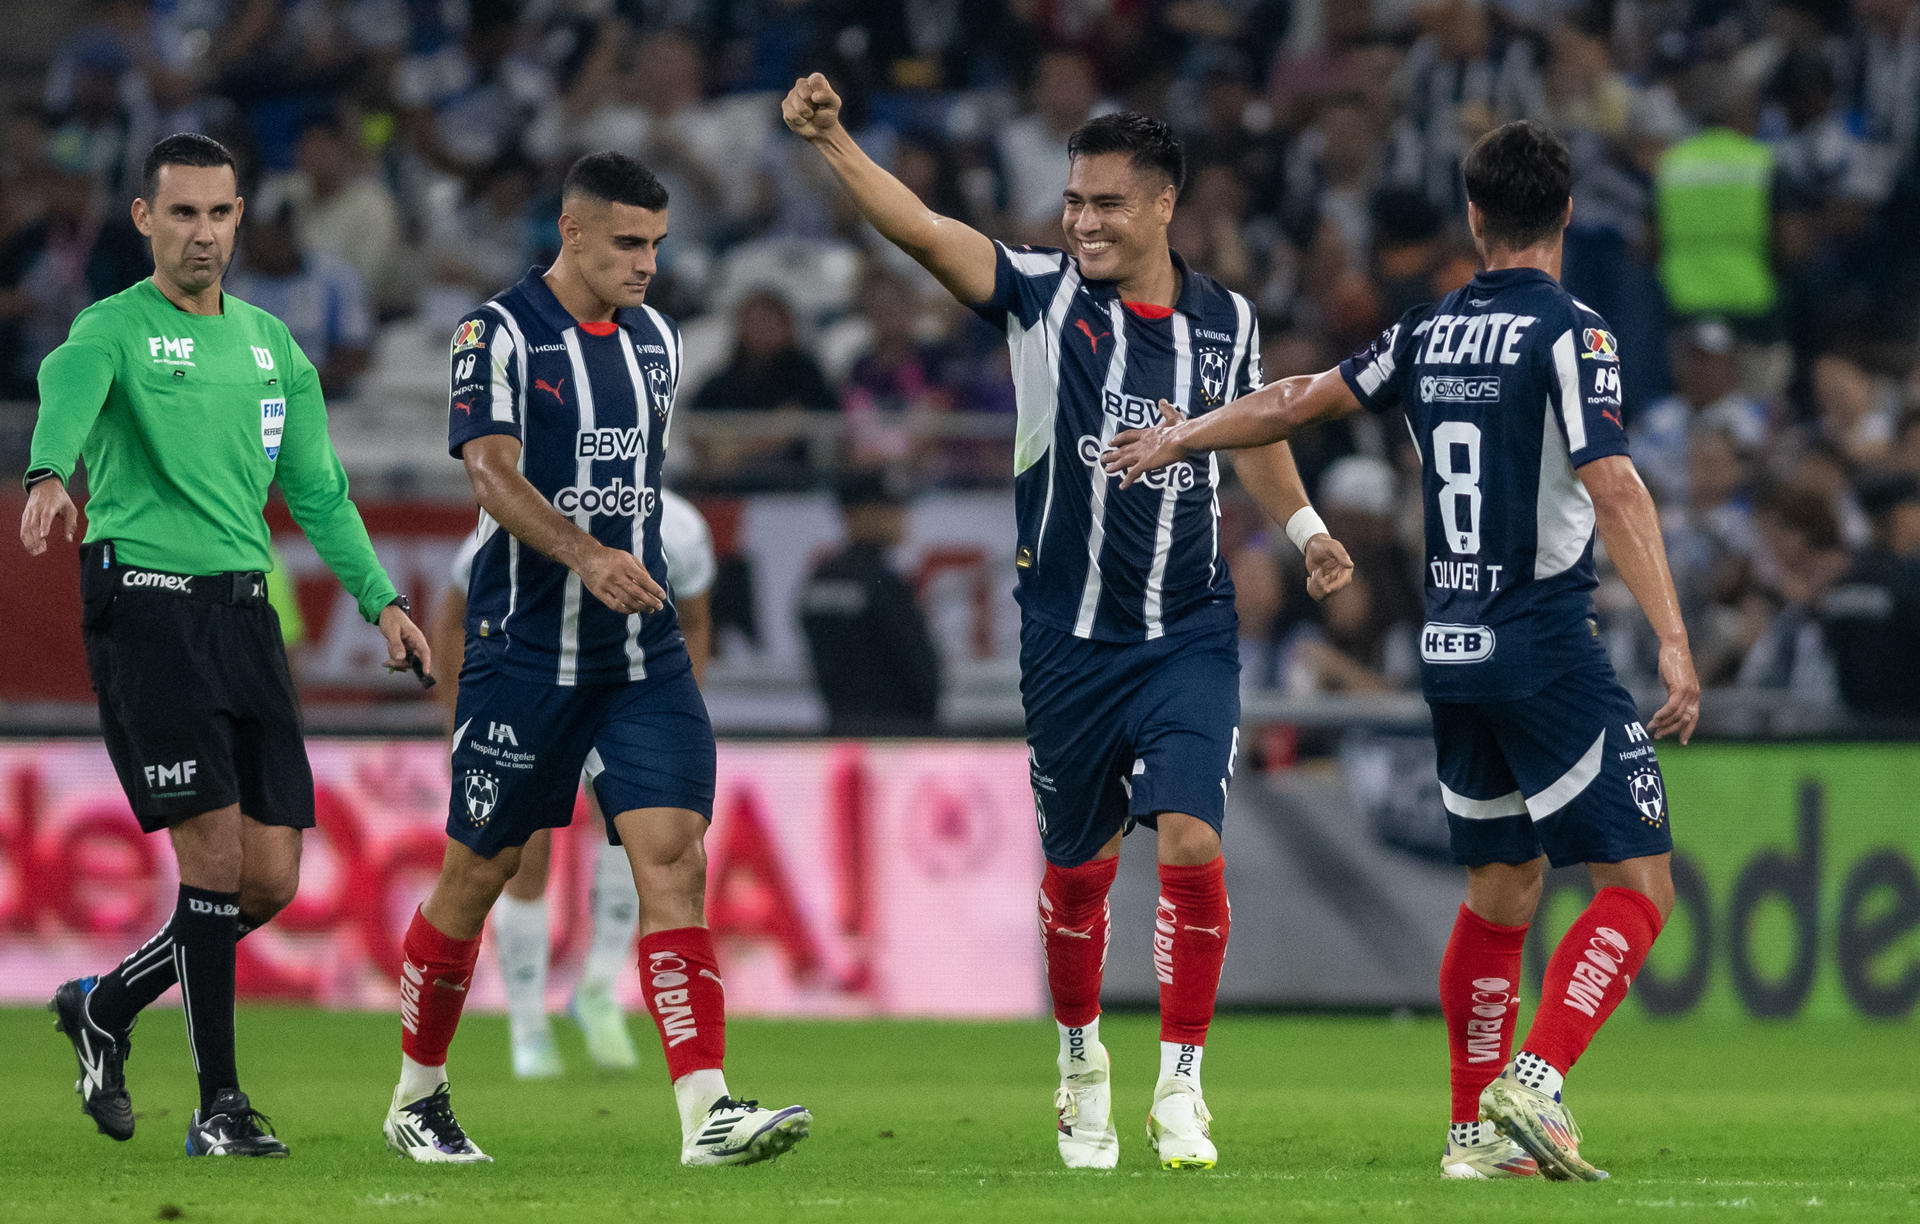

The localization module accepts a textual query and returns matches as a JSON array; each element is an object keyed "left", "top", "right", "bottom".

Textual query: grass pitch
[{"left": 0, "top": 1006, "right": 1913, "bottom": 1223}]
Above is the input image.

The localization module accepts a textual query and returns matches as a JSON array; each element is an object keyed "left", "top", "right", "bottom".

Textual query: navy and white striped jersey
[
  {"left": 1339, "top": 266, "right": 1629, "bottom": 703},
  {"left": 446, "top": 269, "right": 685, "bottom": 687},
  {"left": 973, "top": 244, "right": 1261, "bottom": 641}
]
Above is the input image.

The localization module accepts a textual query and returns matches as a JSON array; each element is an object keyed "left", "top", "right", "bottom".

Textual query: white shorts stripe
[
  {"left": 1525, "top": 730, "right": 1608, "bottom": 820},
  {"left": 1440, "top": 783, "right": 1529, "bottom": 821}
]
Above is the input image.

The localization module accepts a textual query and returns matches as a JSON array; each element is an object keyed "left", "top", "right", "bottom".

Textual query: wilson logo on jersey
[
  {"left": 452, "top": 320, "right": 486, "bottom": 352},
  {"left": 1580, "top": 328, "right": 1619, "bottom": 362}
]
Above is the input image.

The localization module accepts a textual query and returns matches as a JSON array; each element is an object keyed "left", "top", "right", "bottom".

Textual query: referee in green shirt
[{"left": 18, "top": 134, "right": 431, "bottom": 1158}]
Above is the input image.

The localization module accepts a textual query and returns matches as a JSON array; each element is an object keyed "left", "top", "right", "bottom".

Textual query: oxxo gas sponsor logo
[
  {"left": 122, "top": 571, "right": 192, "bottom": 592},
  {"left": 647, "top": 950, "right": 700, "bottom": 1047},
  {"left": 1079, "top": 434, "right": 1195, "bottom": 492},
  {"left": 1419, "top": 375, "right": 1501, "bottom": 403},
  {"left": 1465, "top": 976, "right": 1514, "bottom": 1063},
  {"left": 552, "top": 478, "right": 658, "bottom": 519},
  {"left": 1561, "top": 926, "right": 1631, "bottom": 1018}
]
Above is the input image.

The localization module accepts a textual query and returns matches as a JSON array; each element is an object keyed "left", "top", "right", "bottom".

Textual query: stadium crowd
[{"left": 2, "top": 0, "right": 1918, "bottom": 719}]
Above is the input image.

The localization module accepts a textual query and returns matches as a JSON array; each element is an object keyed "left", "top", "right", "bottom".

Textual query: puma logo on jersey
[
  {"left": 1075, "top": 319, "right": 1111, "bottom": 353},
  {"left": 535, "top": 377, "right": 566, "bottom": 403}
]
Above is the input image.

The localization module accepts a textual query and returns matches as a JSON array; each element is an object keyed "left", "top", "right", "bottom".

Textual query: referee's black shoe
[
  {"left": 186, "top": 1089, "right": 289, "bottom": 1157},
  {"left": 49, "top": 976, "right": 135, "bottom": 1142}
]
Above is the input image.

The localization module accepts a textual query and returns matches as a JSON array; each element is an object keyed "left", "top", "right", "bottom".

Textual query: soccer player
[
  {"left": 429, "top": 491, "right": 716, "bottom": 1078},
  {"left": 381, "top": 152, "right": 808, "bottom": 1167},
  {"left": 785, "top": 75, "right": 1353, "bottom": 1170},
  {"left": 1102, "top": 120, "right": 1698, "bottom": 1182},
  {"left": 21, "top": 133, "right": 431, "bottom": 1156}
]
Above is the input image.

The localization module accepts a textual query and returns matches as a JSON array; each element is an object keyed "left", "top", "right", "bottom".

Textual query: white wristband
[{"left": 1285, "top": 506, "right": 1329, "bottom": 554}]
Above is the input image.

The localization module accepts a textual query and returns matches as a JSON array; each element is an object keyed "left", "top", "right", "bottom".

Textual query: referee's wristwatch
[
  {"left": 24, "top": 466, "right": 61, "bottom": 491},
  {"left": 385, "top": 595, "right": 412, "bottom": 618}
]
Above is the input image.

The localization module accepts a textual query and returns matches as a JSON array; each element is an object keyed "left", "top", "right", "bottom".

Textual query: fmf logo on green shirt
[
  {"left": 261, "top": 397, "right": 286, "bottom": 460},
  {"left": 148, "top": 336, "right": 195, "bottom": 365}
]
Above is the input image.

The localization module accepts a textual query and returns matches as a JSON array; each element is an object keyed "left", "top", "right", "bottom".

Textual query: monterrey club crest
[
  {"left": 1628, "top": 768, "right": 1665, "bottom": 826},
  {"left": 647, "top": 365, "right": 674, "bottom": 419},
  {"left": 1199, "top": 349, "right": 1228, "bottom": 403},
  {"left": 1581, "top": 328, "right": 1619, "bottom": 362},
  {"left": 463, "top": 771, "right": 500, "bottom": 826}
]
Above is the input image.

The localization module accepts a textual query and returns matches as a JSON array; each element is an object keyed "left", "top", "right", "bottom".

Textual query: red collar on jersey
[
  {"left": 577, "top": 320, "right": 619, "bottom": 337},
  {"left": 1122, "top": 301, "right": 1174, "bottom": 320}
]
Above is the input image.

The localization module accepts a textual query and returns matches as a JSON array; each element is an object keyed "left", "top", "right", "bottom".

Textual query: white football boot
[
  {"left": 1147, "top": 1084, "right": 1217, "bottom": 1170},
  {"left": 1440, "top": 1124, "right": 1540, "bottom": 1179},
  {"left": 1054, "top": 1041, "right": 1119, "bottom": 1169},
  {"left": 680, "top": 1096, "right": 812, "bottom": 1166},
  {"left": 384, "top": 1083, "right": 492, "bottom": 1163}
]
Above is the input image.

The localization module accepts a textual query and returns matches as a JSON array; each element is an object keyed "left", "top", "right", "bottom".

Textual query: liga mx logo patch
[
  {"left": 1629, "top": 768, "right": 1666, "bottom": 826},
  {"left": 1198, "top": 349, "right": 1228, "bottom": 403},
  {"left": 1581, "top": 328, "right": 1619, "bottom": 362},
  {"left": 452, "top": 319, "right": 486, "bottom": 353},
  {"left": 260, "top": 397, "right": 286, "bottom": 460},
  {"left": 463, "top": 771, "right": 500, "bottom": 827}
]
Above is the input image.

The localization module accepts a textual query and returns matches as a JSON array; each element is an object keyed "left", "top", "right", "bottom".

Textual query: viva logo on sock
[
  {"left": 648, "top": 950, "right": 699, "bottom": 1047},
  {"left": 1466, "top": 976, "right": 1513, "bottom": 1063},
  {"left": 1561, "top": 927, "right": 1631, "bottom": 1018}
]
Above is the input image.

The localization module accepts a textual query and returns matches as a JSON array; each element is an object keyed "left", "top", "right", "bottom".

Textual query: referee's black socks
[
  {"left": 86, "top": 900, "right": 269, "bottom": 1038},
  {"left": 172, "top": 884, "right": 242, "bottom": 1112}
]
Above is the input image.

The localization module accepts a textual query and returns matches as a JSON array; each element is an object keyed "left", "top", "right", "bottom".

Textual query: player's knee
[
  {"left": 241, "top": 863, "right": 301, "bottom": 918},
  {"left": 1154, "top": 813, "right": 1221, "bottom": 865}
]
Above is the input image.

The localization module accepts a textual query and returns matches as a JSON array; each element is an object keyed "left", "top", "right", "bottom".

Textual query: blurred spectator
[
  {"left": 798, "top": 470, "right": 942, "bottom": 734},
  {"left": 1892, "top": 406, "right": 1920, "bottom": 478},
  {"left": 1840, "top": 0, "right": 1920, "bottom": 162},
  {"left": 1661, "top": 426, "right": 1764, "bottom": 685},
  {"left": 691, "top": 288, "right": 838, "bottom": 488},
  {"left": 1816, "top": 472, "right": 1920, "bottom": 717},
  {"left": 997, "top": 48, "right": 1107, "bottom": 235},
  {"left": 1738, "top": 483, "right": 1843, "bottom": 702},
  {"left": 1386, "top": 0, "right": 1544, "bottom": 214},
  {"left": 1655, "top": 67, "right": 1778, "bottom": 334},
  {"left": 394, "top": 0, "right": 552, "bottom": 178},
  {"left": 0, "top": 129, "right": 148, "bottom": 396},
  {"left": 225, "top": 200, "right": 373, "bottom": 396},
  {"left": 1810, "top": 349, "right": 1898, "bottom": 467},
  {"left": 839, "top": 266, "right": 954, "bottom": 475},
  {"left": 419, "top": 152, "right": 541, "bottom": 335},
  {"left": 260, "top": 115, "right": 404, "bottom": 316},
  {"left": 1633, "top": 320, "right": 1768, "bottom": 503}
]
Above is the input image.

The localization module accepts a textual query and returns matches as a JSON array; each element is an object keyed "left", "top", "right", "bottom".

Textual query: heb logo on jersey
[
  {"left": 576, "top": 427, "right": 643, "bottom": 460},
  {"left": 553, "top": 477, "right": 658, "bottom": 519},
  {"left": 147, "top": 336, "right": 195, "bottom": 366},
  {"left": 1422, "top": 622, "right": 1496, "bottom": 664},
  {"left": 1581, "top": 328, "right": 1619, "bottom": 362},
  {"left": 1079, "top": 434, "right": 1196, "bottom": 492},
  {"left": 452, "top": 319, "right": 487, "bottom": 353},
  {"left": 1419, "top": 375, "right": 1501, "bottom": 403}
]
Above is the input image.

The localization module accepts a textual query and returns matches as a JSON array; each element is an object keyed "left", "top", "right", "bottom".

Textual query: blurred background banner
[
  {"left": 3, "top": 735, "right": 1911, "bottom": 1021},
  {"left": 0, "top": 739, "right": 1045, "bottom": 1018}
]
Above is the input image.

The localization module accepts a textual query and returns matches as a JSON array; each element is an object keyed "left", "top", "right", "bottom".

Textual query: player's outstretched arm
[
  {"left": 462, "top": 434, "right": 666, "bottom": 616},
  {"left": 1103, "top": 367, "right": 1360, "bottom": 487},
  {"left": 782, "top": 73, "right": 996, "bottom": 305},
  {"left": 1228, "top": 440, "right": 1353, "bottom": 601},
  {"left": 1579, "top": 454, "right": 1699, "bottom": 744}
]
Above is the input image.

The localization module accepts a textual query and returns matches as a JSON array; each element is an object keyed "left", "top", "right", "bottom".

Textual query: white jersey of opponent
[{"left": 449, "top": 489, "right": 715, "bottom": 600}]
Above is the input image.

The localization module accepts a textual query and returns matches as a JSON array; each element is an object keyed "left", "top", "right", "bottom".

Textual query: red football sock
[
  {"left": 1440, "top": 903, "right": 1529, "bottom": 1123},
  {"left": 1039, "top": 857, "right": 1119, "bottom": 1027},
  {"left": 1521, "top": 886, "right": 1664, "bottom": 1074},
  {"left": 399, "top": 907, "right": 481, "bottom": 1067},
  {"left": 639, "top": 926, "right": 727, "bottom": 1081},
  {"left": 1156, "top": 857, "right": 1231, "bottom": 1045}
]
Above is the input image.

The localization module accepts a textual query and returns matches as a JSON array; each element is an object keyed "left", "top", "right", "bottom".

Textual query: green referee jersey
[{"left": 27, "top": 278, "right": 398, "bottom": 624}]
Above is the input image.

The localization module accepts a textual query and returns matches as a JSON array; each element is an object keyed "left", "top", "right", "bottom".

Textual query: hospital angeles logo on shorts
[
  {"left": 261, "top": 398, "right": 286, "bottom": 460},
  {"left": 463, "top": 771, "right": 500, "bottom": 827}
]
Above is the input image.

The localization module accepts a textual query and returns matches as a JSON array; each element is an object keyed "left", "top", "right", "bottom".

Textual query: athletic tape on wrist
[{"left": 1285, "top": 506, "right": 1329, "bottom": 554}]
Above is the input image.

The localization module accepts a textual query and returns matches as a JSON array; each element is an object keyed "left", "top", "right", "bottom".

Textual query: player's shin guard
[
  {"left": 1441, "top": 903, "right": 1528, "bottom": 1124},
  {"left": 1039, "top": 857, "right": 1118, "bottom": 1028},
  {"left": 172, "top": 885, "right": 241, "bottom": 1113},
  {"left": 1155, "top": 857, "right": 1230, "bottom": 1049},
  {"left": 1519, "top": 887, "right": 1663, "bottom": 1080},
  {"left": 85, "top": 909, "right": 270, "bottom": 1037},
  {"left": 399, "top": 907, "right": 481, "bottom": 1073},
  {"left": 638, "top": 927, "right": 727, "bottom": 1081}
]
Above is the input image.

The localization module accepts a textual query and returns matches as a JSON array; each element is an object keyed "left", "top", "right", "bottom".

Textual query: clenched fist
[{"left": 782, "top": 73, "right": 843, "bottom": 141}]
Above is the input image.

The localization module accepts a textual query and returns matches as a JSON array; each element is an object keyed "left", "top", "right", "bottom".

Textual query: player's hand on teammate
[
  {"left": 1303, "top": 534, "right": 1355, "bottom": 601},
  {"left": 19, "top": 478, "right": 78, "bottom": 556},
  {"left": 1103, "top": 400, "right": 1192, "bottom": 488},
  {"left": 1649, "top": 638, "right": 1700, "bottom": 745},
  {"left": 578, "top": 543, "right": 667, "bottom": 616},
  {"left": 379, "top": 602, "right": 434, "bottom": 681},
  {"left": 782, "top": 73, "right": 843, "bottom": 141}
]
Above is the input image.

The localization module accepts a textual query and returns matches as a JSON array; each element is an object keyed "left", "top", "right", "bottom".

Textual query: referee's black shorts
[{"left": 80, "top": 542, "right": 316, "bottom": 834}]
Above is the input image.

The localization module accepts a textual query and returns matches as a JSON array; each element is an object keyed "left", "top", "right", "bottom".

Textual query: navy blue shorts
[
  {"left": 1020, "top": 617, "right": 1241, "bottom": 867},
  {"left": 1429, "top": 660, "right": 1674, "bottom": 869},
  {"left": 447, "top": 642, "right": 715, "bottom": 857}
]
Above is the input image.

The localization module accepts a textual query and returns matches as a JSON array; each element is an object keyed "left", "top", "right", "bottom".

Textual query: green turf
[{"left": 0, "top": 1006, "right": 1913, "bottom": 1223}]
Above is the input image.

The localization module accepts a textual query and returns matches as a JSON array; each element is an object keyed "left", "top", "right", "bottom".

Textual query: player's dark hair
[
  {"left": 1067, "top": 112, "right": 1185, "bottom": 194},
  {"left": 1462, "top": 120, "right": 1571, "bottom": 251},
  {"left": 562, "top": 151, "right": 669, "bottom": 212},
  {"left": 141, "top": 132, "right": 237, "bottom": 200}
]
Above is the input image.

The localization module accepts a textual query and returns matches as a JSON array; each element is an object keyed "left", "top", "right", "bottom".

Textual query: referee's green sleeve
[
  {"left": 26, "top": 316, "right": 116, "bottom": 487},
  {"left": 273, "top": 343, "right": 399, "bottom": 624}
]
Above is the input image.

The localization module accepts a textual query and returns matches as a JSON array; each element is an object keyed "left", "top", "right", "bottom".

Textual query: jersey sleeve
[
  {"left": 1234, "top": 309, "right": 1264, "bottom": 400},
  {"left": 969, "top": 242, "right": 1069, "bottom": 332},
  {"left": 273, "top": 338, "right": 400, "bottom": 624},
  {"left": 1337, "top": 306, "right": 1428, "bottom": 415},
  {"left": 659, "top": 490, "right": 717, "bottom": 598},
  {"left": 446, "top": 309, "right": 522, "bottom": 458},
  {"left": 448, "top": 530, "right": 482, "bottom": 592},
  {"left": 1548, "top": 311, "right": 1632, "bottom": 467},
  {"left": 26, "top": 304, "right": 119, "bottom": 486}
]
